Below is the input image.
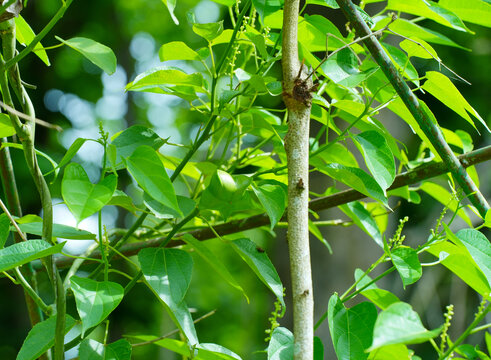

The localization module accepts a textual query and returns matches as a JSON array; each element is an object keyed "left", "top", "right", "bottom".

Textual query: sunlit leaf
[
  {"left": 16, "top": 221, "right": 96, "bottom": 240},
  {"left": 70, "top": 276, "right": 124, "bottom": 336},
  {"left": 368, "top": 344, "right": 412, "bottom": 360},
  {"left": 368, "top": 302, "right": 441, "bottom": 351},
  {"left": 159, "top": 41, "right": 200, "bottom": 61},
  {"left": 138, "top": 247, "right": 198, "bottom": 344},
  {"left": 0, "top": 113, "right": 16, "bottom": 138},
  {"left": 62, "top": 163, "right": 117, "bottom": 223},
  {"left": 353, "top": 131, "right": 395, "bottom": 191},
  {"left": 320, "top": 163, "right": 388, "bottom": 206},
  {"left": 15, "top": 15, "right": 50, "bottom": 66},
  {"left": 16, "top": 315, "right": 76, "bottom": 360},
  {"left": 161, "top": 0, "right": 179, "bottom": 25},
  {"left": 391, "top": 246, "right": 422, "bottom": 288},
  {"left": 354, "top": 269, "right": 400, "bottom": 310},
  {"left": 193, "top": 21, "right": 224, "bottom": 42},
  {"left": 231, "top": 238, "right": 285, "bottom": 310},
  {"left": 56, "top": 36, "right": 117, "bottom": 75},
  {"left": 328, "top": 293, "right": 377, "bottom": 360},
  {"left": 253, "top": 0, "right": 284, "bottom": 22},
  {"left": 423, "top": 71, "right": 489, "bottom": 132},
  {"left": 0, "top": 240, "right": 65, "bottom": 272},
  {"left": 125, "top": 66, "right": 204, "bottom": 93},
  {"left": 439, "top": 0, "right": 491, "bottom": 27},
  {"left": 267, "top": 327, "right": 294, "bottom": 360},
  {"left": 79, "top": 338, "right": 132, "bottom": 360},
  {"left": 400, "top": 38, "right": 439, "bottom": 60},
  {"left": 111, "top": 125, "right": 166, "bottom": 168}
]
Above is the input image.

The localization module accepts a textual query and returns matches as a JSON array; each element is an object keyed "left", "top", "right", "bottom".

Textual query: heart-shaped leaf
[
  {"left": 368, "top": 302, "right": 442, "bottom": 351},
  {"left": 391, "top": 246, "right": 422, "bottom": 288},
  {"left": 70, "top": 276, "right": 124, "bottom": 336},
  {"left": 138, "top": 247, "right": 198, "bottom": 344},
  {"left": 328, "top": 293, "right": 377, "bottom": 360},
  {"left": 62, "top": 163, "right": 117, "bottom": 224}
]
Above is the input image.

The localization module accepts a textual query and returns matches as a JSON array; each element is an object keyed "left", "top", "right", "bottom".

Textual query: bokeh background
[{"left": 0, "top": 0, "right": 489, "bottom": 358}]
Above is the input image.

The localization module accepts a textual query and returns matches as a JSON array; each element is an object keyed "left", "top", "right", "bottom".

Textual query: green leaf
[
  {"left": 252, "top": 181, "right": 286, "bottom": 229},
  {"left": 314, "top": 337, "right": 324, "bottom": 360},
  {"left": 182, "top": 234, "right": 248, "bottom": 301},
  {"left": 391, "top": 246, "right": 422, "bottom": 288},
  {"left": 367, "top": 302, "right": 442, "bottom": 351},
  {"left": 253, "top": 0, "right": 284, "bottom": 22},
  {"left": 161, "top": 0, "right": 179, "bottom": 25},
  {"left": 306, "top": 0, "right": 339, "bottom": 8},
  {"left": 1, "top": 142, "right": 59, "bottom": 178},
  {"left": 111, "top": 125, "right": 166, "bottom": 168},
  {"left": 422, "top": 71, "right": 489, "bottom": 132},
  {"left": 125, "top": 145, "right": 181, "bottom": 216},
  {"left": 420, "top": 182, "right": 472, "bottom": 226},
  {"left": 193, "top": 21, "right": 224, "bottom": 42},
  {"left": 70, "top": 276, "right": 124, "bottom": 336},
  {"left": 15, "top": 15, "right": 50, "bottom": 66},
  {"left": 0, "top": 213, "right": 10, "bottom": 248},
  {"left": 55, "top": 36, "right": 117, "bottom": 75},
  {"left": 368, "top": 344, "right": 412, "bottom": 360},
  {"left": 62, "top": 163, "right": 117, "bottom": 223},
  {"left": 16, "top": 221, "right": 96, "bottom": 240},
  {"left": 328, "top": 294, "right": 378, "bottom": 360},
  {"left": 340, "top": 202, "right": 383, "bottom": 247},
  {"left": 0, "top": 113, "right": 16, "bottom": 137},
  {"left": 108, "top": 190, "right": 142, "bottom": 216},
  {"left": 78, "top": 339, "right": 132, "bottom": 360},
  {"left": 354, "top": 269, "right": 400, "bottom": 310},
  {"left": 144, "top": 194, "right": 195, "bottom": 219},
  {"left": 267, "top": 327, "right": 294, "bottom": 360},
  {"left": 353, "top": 131, "right": 395, "bottom": 191},
  {"left": 400, "top": 38, "right": 439, "bottom": 60},
  {"left": 454, "top": 229, "right": 491, "bottom": 286},
  {"left": 382, "top": 42, "right": 420, "bottom": 86},
  {"left": 138, "top": 247, "right": 198, "bottom": 344},
  {"left": 231, "top": 238, "right": 285, "bottom": 310},
  {"left": 321, "top": 163, "right": 388, "bottom": 206},
  {"left": 485, "top": 209, "right": 491, "bottom": 228},
  {"left": 159, "top": 41, "right": 200, "bottom": 61},
  {"left": 16, "top": 315, "right": 76, "bottom": 360},
  {"left": 0, "top": 240, "right": 65, "bottom": 272},
  {"left": 195, "top": 343, "right": 242, "bottom": 360},
  {"left": 439, "top": 0, "right": 491, "bottom": 28},
  {"left": 125, "top": 66, "right": 204, "bottom": 99},
  {"left": 387, "top": 0, "right": 472, "bottom": 32},
  {"left": 426, "top": 237, "right": 490, "bottom": 296},
  {"left": 377, "top": 17, "right": 466, "bottom": 49},
  {"left": 50, "top": 137, "right": 87, "bottom": 177}
]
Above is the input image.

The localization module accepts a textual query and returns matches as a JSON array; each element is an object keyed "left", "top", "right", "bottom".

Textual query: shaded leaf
[
  {"left": 0, "top": 240, "right": 65, "bottom": 272},
  {"left": 328, "top": 294, "right": 377, "bottom": 360},
  {"left": 62, "top": 163, "right": 117, "bottom": 223},
  {"left": 182, "top": 234, "right": 248, "bottom": 301},
  {"left": 78, "top": 338, "right": 132, "bottom": 360},
  {"left": 70, "top": 276, "right": 124, "bottom": 336},
  {"left": 314, "top": 337, "right": 324, "bottom": 360},
  {"left": 231, "top": 238, "right": 285, "bottom": 310},
  {"left": 253, "top": 0, "right": 284, "bottom": 22},
  {"left": 340, "top": 202, "right": 383, "bottom": 247},
  {"left": 368, "top": 302, "right": 441, "bottom": 351},
  {"left": 125, "top": 145, "right": 181, "bottom": 216},
  {"left": 354, "top": 269, "right": 400, "bottom": 310},
  {"left": 56, "top": 36, "right": 117, "bottom": 75},
  {"left": 16, "top": 221, "right": 96, "bottom": 240},
  {"left": 453, "top": 229, "right": 491, "bottom": 286},
  {"left": 16, "top": 315, "right": 76, "bottom": 360},
  {"left": 0, "top": 213, "right": 10, "bottom": 248}
]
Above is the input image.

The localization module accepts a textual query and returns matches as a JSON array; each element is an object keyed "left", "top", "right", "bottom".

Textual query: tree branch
[{"left": 334, "top": 0, "right": 489, "bottom": 217}]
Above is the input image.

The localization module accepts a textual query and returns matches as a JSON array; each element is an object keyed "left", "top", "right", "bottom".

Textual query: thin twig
[
  {"left": 0, "top": 100, "right": 63, "bottom": 131},
  {"left": 0, "top": 196, "right": 27, "bottom": 241},
  {"left": 130, "top": 310, "right": 217, "bottom": 347}
]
